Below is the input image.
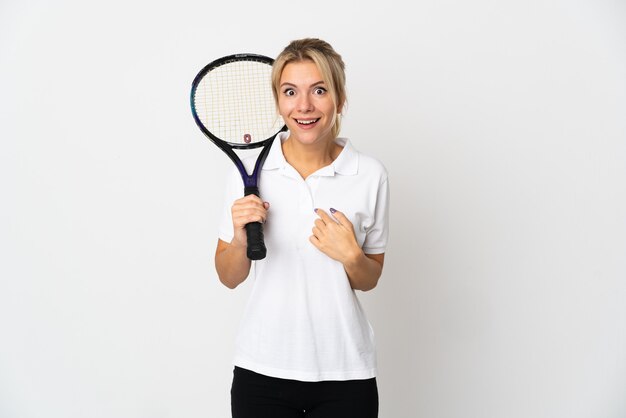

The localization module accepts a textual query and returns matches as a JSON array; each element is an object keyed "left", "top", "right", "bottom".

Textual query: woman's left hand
[{"left": 310, "top": 208, "right": 361, "bottom": 264}]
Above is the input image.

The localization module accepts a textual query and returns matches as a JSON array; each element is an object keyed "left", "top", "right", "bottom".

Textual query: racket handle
[
  {"left": 244, "top": 186, "right": 267, "bottom": 260},
  {"left": 245, "top": 222, "right": 266, "bottom": 260}
]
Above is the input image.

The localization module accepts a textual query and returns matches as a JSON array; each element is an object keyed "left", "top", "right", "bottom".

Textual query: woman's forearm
[
  {"left": 343, "top": 252, "right": 384, "bottom": 292},
  {"left": 215, "top": 239, "right": 252, "bottom": 289}
]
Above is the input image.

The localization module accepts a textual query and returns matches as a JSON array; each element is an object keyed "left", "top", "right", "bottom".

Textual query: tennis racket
[{"left": 190, "top": 53, "right": 286, "bottom": 260}]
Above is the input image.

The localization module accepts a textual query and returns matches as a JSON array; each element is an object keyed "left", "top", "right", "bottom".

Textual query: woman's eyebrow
[{"left": 280, "top": 80, "right": 326, "bottom": 88}]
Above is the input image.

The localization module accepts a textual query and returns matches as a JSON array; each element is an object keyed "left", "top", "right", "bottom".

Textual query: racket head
[{"left": 190, "top": 53, "right": 286, "bottom": 150}]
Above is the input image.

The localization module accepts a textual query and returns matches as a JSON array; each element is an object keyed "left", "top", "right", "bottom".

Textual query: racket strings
[{"left": 194, "top": 60, "right": 283, "bottom": 145}]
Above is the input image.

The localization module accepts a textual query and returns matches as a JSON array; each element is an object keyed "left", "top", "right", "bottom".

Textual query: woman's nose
[{"left": 297, "top": 95, "right": 314, "bottom": 112}]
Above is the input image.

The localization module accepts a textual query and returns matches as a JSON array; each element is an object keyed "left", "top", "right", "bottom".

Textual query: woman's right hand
[
  {"left": 230, "top": 195, "right": 270, "bottom": 248},
  {"left": 215, "top": 195, "right": 270, "bottom": 289}
]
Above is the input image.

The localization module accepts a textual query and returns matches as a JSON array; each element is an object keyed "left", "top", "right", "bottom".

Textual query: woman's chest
[{"left": 260, "top": 175, "right": 376, "bottom": 249}]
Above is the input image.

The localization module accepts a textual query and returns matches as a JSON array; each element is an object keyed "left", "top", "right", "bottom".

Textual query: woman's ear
[{"left": 337, "top": 101, "right": 345, "bottom": 115}]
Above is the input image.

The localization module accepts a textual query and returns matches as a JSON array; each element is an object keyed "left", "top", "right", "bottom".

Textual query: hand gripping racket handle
[{"left": 244, "top": 186, "right": 267, "bottom": 260}]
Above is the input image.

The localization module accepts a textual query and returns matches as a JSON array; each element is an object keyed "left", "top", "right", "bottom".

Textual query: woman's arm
[
  {"left": 343, "top": 252, "right": 384, "bottom": 292},
  {"left": 309, "top": 208, "right": 385, "bottom": 291},
  {"left": 215, "top": 239, "right": 251, "bottom": 289},
  {"left": 215, "top": 195, "right": 269, "bottom": 289}
]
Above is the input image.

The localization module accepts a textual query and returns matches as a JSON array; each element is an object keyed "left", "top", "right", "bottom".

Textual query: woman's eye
[
  {"left": 283, "top": 89, "right": 295, "bottom": 96},
  {"left": 314, "top": 87, "right": 327, "bottom": 95}
]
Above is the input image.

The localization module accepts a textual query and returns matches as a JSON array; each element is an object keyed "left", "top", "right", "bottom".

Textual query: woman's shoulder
[
  {"left": 342, "top": 139, "right": 388, "bottom": 181},
  {"left": 359, "top": 150, "right": 387, "bottom": 173}
]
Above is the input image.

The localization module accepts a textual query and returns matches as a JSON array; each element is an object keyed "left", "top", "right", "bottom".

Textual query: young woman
[{"left": 215, "top": 38, "right": 389, "bottom": 418}]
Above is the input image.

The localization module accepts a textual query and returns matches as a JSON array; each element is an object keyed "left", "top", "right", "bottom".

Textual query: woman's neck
[{"left": 281, "top": 136, "right": 342, "bottom": 179}]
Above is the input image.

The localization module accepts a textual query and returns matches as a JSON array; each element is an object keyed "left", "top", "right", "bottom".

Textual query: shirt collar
[{"left": 263, "top": 131, "right": 359, "bottom": 176}]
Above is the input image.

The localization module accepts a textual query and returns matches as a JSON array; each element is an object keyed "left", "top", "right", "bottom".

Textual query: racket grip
[
  {"left": 245, "top": 222, "right": 266, "bottom": 260},
  {"left": 244, "top": 186, "right": 267, "bottom": 260}
]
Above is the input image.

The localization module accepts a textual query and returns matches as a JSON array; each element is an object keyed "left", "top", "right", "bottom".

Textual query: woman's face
[{"left": 277, "top": 60, "right": 339, "bottom": 146}]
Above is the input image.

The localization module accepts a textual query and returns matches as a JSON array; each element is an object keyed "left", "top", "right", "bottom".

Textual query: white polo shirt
[{"left": 218, "top": 131, "right": 389, "bottom": 382}]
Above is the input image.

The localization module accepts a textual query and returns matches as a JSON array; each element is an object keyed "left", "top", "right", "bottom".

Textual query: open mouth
[{"left": 296, "top": 118, "right": 320, "bottom": 125}]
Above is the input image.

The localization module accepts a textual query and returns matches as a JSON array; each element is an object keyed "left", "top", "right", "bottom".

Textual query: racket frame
[{"left": 190, "top": 53, "right": 287, "bottom": 259}]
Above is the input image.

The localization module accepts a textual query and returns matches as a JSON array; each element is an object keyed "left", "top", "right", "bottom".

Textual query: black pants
[{"left": 231, "top": 367, "right": 379, "bottom": 418}]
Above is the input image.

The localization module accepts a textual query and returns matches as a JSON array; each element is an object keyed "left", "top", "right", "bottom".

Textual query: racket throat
[{"left": 244, "top": 186, "right": 260, "bottom": 197}]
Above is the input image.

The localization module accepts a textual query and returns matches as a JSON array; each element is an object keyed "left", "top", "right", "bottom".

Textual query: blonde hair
[{"left": 272, "top": 38, "right": 346, "bottom": 139}]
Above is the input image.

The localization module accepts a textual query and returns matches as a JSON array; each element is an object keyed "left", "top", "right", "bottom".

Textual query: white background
[{"left": 1, "top": 0, "right": 625, "bottom": 417}]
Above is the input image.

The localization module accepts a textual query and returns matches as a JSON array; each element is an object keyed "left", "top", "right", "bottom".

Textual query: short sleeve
[
  {"left": 362, "top": 176, "right": 390, "bottom": 254},
  {"left": 217, "top": 166, "right": 244, "bottom": 243}
]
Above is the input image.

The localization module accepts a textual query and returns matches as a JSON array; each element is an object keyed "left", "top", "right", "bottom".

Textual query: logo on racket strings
[{"left": 244, "top": 134, "right": 252, "bottom": 144}]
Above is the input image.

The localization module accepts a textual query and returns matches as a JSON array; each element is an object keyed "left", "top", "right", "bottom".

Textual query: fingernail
[
  {"left": 330, "top": 208, "right": 337, "bottom": 214},
  {"left": 314, "top": 208, "right": 318, "bottom": 213}
]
